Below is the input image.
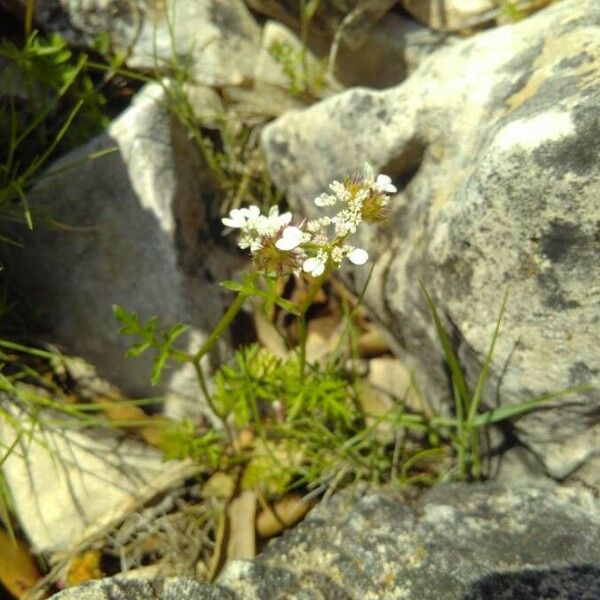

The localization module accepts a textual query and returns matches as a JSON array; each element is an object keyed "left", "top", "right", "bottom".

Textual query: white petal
[
  {"left": 315, "top": 193, "right": 335, "bottom": 207},
  {"left": 279, "top": 211, "right": 292, "bottom": 226},
  {"left": 376, "top": 174, "right": 397, "bottom": 193},
  {"left": 247, "top": 205, "right": 261, "bottom": 218},
  {"left": 303, "top": 257, "right": 325, "bottom": 276},
  {"left": 275, "top": 226, "right": 303, "bottom": 250},
  {"left": 222, "top": 216, "right": 242, "bottom": 228},
  {"left": 347, "top": 247, "right": 369, "bottom": 265},
  {"left": 312, "top": 261, "right": 326, "bottom": 276}
]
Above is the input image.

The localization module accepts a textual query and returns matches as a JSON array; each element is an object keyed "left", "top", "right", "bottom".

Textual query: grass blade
[
  {"left": 471, "top": 386, "right": 591, "bottom": 427},
  {"left": 467, "top": 288, "right": 509, "bottom": 424}
]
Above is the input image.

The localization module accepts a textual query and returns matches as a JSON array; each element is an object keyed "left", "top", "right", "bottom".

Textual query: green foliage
[
  {"left": 213, "top": 344, "right": 353, "bottom": 429},
  {"left": 0, "top": 30, "right": 110, "bottom": 237},
  {"left": 160, "top": 418, "right": 222, "bottom": 468},
  {"left": 499, "top": 0, "right": 526, "bottom": 20},
  {"left": 211, "top": 343, "right": 447, "bottom": 496},
  {"left": 267, "top": 40, "right": 327, "bottom": 98},
  {"left": 113, "top": 305, "right": 190, "bottom": 385},
  {"left": 150, "top": 281, "right": 587, "bottom": 498}
]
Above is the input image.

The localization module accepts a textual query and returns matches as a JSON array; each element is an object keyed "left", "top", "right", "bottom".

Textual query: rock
[
  {"left": 53, "top": 482, "right": 600, "bottom": 599},
  {"left": 255, "top": 20, "right": 324, "bottom": 92},
  {"left": 244, "top": 0, "right": 396, "bottom": 43},
  {"left": 368, "top": 356, "right": 424, "bottom": 414},
  {"left": 0, "top": 0, "right": 261, "bottom": 87},
  {"left": 400, "top": 0, "right": 497, "bottom": 32},
  {"left": 261, "top": 0, "right": 600, "bottom": 480},
  {"left": 5, "top": 82, "right": 241, "bottom": 415},
  {"left": 250, "top": 19, "right": 337, "bottom": 110},
  {"left": 0, "top": 399, "right": 200, "bottom": 553},
  {"left": 218, "top": 482, "right": 600, "bottom": 599},
  {"left": 333, "top": 11, "right": 455, "bottom": 89},
  {"left": 50, "top": 577, "right": 236, "bottom": 600}
]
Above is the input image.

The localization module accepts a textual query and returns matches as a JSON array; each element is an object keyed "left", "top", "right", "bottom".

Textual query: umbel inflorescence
[{"left": 222, "top": 163, "right": 397, "bottom": 277}]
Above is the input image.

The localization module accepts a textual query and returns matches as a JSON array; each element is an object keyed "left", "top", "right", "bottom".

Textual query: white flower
[
  {"left": 375, "top": 174, "right": 397, "bottom": 194},
  {"left": 255, "top": 207, "right": 292, "bottom": 237},
  {"left": 314, "top": 193, "right": 337, "bottom": 207},
  {"left": 347, "top": 247, "right": 369, "bottom": 265},
  {"left": 275, "top": 226, "right": 304, "bottom": 251},
  {"left": 222, "top": 205, "right": 260, "bottom": 229},
  {"left": 329, "top": 180, "right": 351, "bottom": 203},
  {"left": 303, "top": 256, "right": 326, "bottom": 277}
]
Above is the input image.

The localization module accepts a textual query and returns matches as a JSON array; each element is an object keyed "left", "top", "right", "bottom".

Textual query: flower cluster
[{"left": 222, "top": 163, "right": 396, "bottom": 278}]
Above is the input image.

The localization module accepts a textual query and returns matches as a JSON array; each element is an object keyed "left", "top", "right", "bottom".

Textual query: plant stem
[
  {"left": 190, "top": 272, "right": 258, "bottom": 437},
  {"left": 193, "top": 285, "right": 255, "bottom": 364},
  {"left": 192, "top": 359, "right": 233, "bottom": 443}
]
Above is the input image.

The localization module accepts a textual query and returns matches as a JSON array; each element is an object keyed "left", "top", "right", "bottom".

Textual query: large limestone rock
[
  {"left": 52, "top": 483, "right": 600, "bottom": 599},
  {"left": 0, "top": 0, "right": 261, "bottom": 86},
  {"left": 0, "top": 399, "right": 199, "bottom": 552},
  {"left": 244, "top": 0, "right": 396, "bottom": 43},
  {"left": 400, "top": 0, "right": 556, "bottom": 32},
  {"left": 5, "top": 83, "right": 241, "bottom": 414},
  {"left": 51, "top": 577, "right": 234, "bottom": 600},
  {"left": 400, "top": 0, "right": 496, "bottom": 31},
  {"left": 261, "top": 0, "right": 600, "bottom": 480},
  {"left": 332, "top": 11, "right": 455, "bottom": 89}
]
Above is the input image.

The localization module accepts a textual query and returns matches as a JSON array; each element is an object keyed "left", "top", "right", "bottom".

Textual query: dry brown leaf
[
  {"left": 66, "top": 550, "right": 103, "bottom": 587},
  {"left": 288, "top": 276, "right": 327, "bottom": 308},
  {"left": 0, "top": 529, "right": 44, "bottom": 599},
  {"left": 256, "top": 493, "right": 315, "bottom": 538},
  {"left": 207, "top": 510, "right": 227, "bottom": 583},
  {"left": 253, "top": 310, "right": 289, "bottom": 359},
  {"left": 305, "top": 315, "right": 342, "bottom": 364},
  {"left": 225, "top": 491, "right": 257, "bottom": 562},
  {"left": 368, "top": 357, "right": 431, "bottom": 416},
  {"left": 356, "top": 379, "right": 396, "bottom": 443},
  {"left": 202, "top": 472, "right": 236, "bottom": 502},
  {"left": 95, "top": 397, "right": 170, "bottom": 447},
  {"left": 356, "top": 326, "right": 391, "bottom": 358}
]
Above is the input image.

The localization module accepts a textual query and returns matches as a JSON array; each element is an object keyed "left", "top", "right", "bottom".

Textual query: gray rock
[
  {"left": 333, "top": 11, "right": 456, "bottom": 89},
  {"left": 51, "top": 577, "right": 236, "bottom": 599},
  {"left": 0, "top": 0, "right": 261, "bottom": 87},
  {"left": 400, "top": 0, "right": 497, "bottom": 32},
  {"left": 5, "top": 82, "right": 241, "bottom": 414},
  {"left": 218, "top": 482, "right": 600, "bottom": 599},
  {"left": 244, "top": 0, "right": 396, "bottom": 43},
  {"left": 53, "top": 483, "right": 600, "bottom": 599},
  {"left": 260, "top": 0, "right": 600, "bottom": 480},
  {"left": 0, "top": 399, "right": 200, "bottom": 552}
]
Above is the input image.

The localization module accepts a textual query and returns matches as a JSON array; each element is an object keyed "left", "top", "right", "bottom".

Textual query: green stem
[
  {"left": 190, "top": 272, "right": 258, "bottom": 437},
  {"left": 192, "top": 359, "right": 233, "bottom": 443},
  {"left": 193, "top": 285, "right": 255, "bottom": 364}
]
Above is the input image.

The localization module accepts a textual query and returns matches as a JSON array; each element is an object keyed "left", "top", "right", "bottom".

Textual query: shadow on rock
[{"left": 464, "top": 563, "right": 600, "bottom": 600}]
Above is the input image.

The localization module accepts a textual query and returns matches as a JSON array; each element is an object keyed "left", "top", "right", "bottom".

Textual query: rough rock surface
[
  {"left": 5, "top": 83, "right": 240, "bottom": 414},
  {"left": 0, "top": 398, "right": 199, "bottom": 553},
  {"left": 332, "top": 11, "right": 455, "bottom": 89},
  {"left": 0, "top": 0, "right": 261, "bottom": 86},
  {"left": 51, "top": 577, "right": 235, "bottom": 600},
  {"left": 261, "top": 0, "right": 600, "bottom": 480},
  {"left": 244, "top": 0, "right": 396, "bottom": 43},
  {"left": 400, "top": 0, "right": 496, "bottom": 31},
  {"left": 52, "top": 483, "right": 600, "bottom": 599}
]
